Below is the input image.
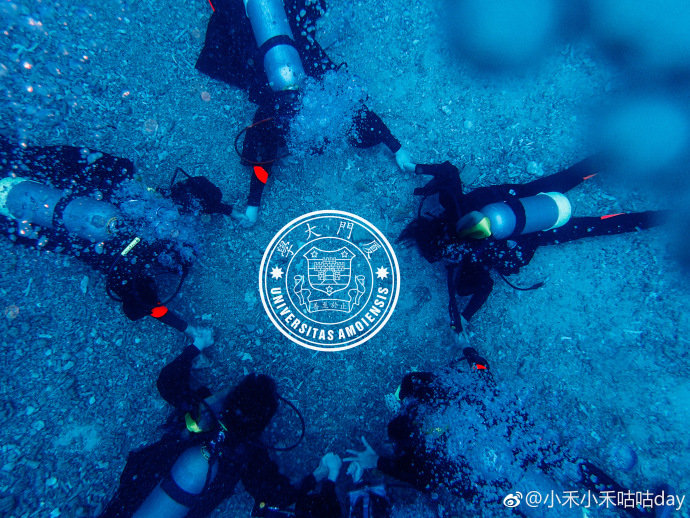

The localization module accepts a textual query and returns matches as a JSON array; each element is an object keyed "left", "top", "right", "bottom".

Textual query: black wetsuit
[
  {"left": 195, "top": 0, "right": 401, "bottom": 208},
  {"left": 101, "top": 345, "right": 340, "bottom": 518},
  {"left": 400, "top": 159, "right": 663, "bottom": 332},
  {"left": 0, "top": 138, "right": 230, "bottom": 332},
  {"left": 376, "top": 348, "right": 654, "bottom": 517}
]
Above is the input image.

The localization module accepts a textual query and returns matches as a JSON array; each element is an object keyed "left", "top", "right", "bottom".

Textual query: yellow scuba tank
[
  {"left": 243, "top": 0, "right": 306, "bottom": 91},
  {"left": 0, "top": 176, "right": 119, "bottom": 242},
  {"left": 457, "top": 192, "right": 571, "bottom": 240}
]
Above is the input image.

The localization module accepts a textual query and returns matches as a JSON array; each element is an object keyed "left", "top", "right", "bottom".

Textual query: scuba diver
[
  {"left": 0, "top": 137, "right": 230, "bottom": 344},
  {"left": 100, "top": 339, "right": 343, "bottom": 518},
  {"left": 398, "top": 158, "right": 665, "bottom": 341},
  {"left": 194, "top": 0, "right": 415, "bottom": 227},
  {"left": 344, "top": 348, "right": 671, "bottom": 517}
]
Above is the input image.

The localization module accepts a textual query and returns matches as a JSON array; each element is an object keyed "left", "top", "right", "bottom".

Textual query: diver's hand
[
  {"left": 455, "top": 331, "right": 470, "bottom": 348},
  {"left": 231, "top": 206, "right": 258, "bottom": 228},
  {"left": 346, "top": 461, "right": 364, "bottom": 483},
  {"left": 344, "top": 436, "right": 379, "bottom": 470},
  {"left": 313, "top": 453, "right": 342, "bottom": 482},
  {"left": 454, "top": 316, "right": 471, "bottom": 347},
  {"left": 185, "top": 325, "right": 214, "bottom": 351},
  {"left": 395, "top": 148, "right": 416, "bottom": 173}
]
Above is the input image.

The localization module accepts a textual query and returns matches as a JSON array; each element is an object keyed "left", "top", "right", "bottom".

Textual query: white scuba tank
[
  {"left": 458, "top": 192, "right": 571, "bottom": 240},
  {"left": 133, "top": 445, "right": 218, "bottom": 518},
  {"left": 243, "top": 0, "right": 306, "bottom": 91},
  {"left": 0, "top": 176, "right": 119, "bottom": 242}
]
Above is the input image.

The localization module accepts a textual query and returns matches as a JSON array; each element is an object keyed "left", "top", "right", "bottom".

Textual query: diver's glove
[
  {"left": 395, "top": 147, "right": 416, "bottom": 173},
  {"left": 346, "top": 462, "right": 364, "bottom": 484},
  {"left": 185, "top": 325, "right": 214, "bottom": 350},
  {"left": 344, "top": 436, "right": 379, "bottom": 482},
  {"left": 313, "top": 453, "right": 343, "bottom": 482},
  {"left": 454, "top": 315, "right": 471, "bottom": 347},
  {"left": 231, "top": 205, "right": 259, "bottom": 228}
]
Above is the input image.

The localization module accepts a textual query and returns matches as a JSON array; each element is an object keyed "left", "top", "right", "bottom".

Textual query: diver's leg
[
  {"left": 514, "top": 156, "right": 603, "bottom": 197},
  {"left": 533, "top": 211, "right": 664, "bottom": 246}
]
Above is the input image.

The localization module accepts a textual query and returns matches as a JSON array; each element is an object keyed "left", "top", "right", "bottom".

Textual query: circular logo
[{"left": 259, "top": 210, "right": 400, "bottom": 352}]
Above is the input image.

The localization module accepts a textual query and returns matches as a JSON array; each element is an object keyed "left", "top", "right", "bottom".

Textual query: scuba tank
[
  {"left": 243, "top": 0, "right": 306, "bottom": 91},
  {"left": 457, "top": 192, "right": 571, "bottom": 240},
  {"left": 133, "top": 443, "right": 219, "bottom": 518},
  {"left": 0, "top": 176, "right": 119, "bottom": 242},
  {"left": 133, "top": 387, "right": 233, "bottom": 517}
]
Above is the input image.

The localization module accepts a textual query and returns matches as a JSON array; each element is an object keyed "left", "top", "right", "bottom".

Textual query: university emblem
[{"left": 259, "top": 210, "right": 400, "bottom": 352}]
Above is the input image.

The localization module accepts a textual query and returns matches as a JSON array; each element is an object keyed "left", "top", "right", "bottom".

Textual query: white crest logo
[{"left": 259, "top": 211, "right": 400, "bottom": 352}]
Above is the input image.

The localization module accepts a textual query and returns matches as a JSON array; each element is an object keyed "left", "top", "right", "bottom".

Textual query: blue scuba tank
[
  {"left": 133, "top": 444, "right": 218, "bottom": 518},
  {"left": 0, "top": 177, "right": 119, "bottom": 242},
  {"left": 243, "top": 0, "right": 306, "bottom": 91},
  {"left": 457, "top": 192, "right": 571, "bottom": 239}
]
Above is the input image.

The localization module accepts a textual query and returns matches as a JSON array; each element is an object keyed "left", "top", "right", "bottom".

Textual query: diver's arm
[
  {"left": 231, "top": 167, "right": 263, "bottom": 227},
  {"left": 446, "top": 265, "right": 463, "bottom": 333},
  {"left": 376, "top": 453, "right": 431, "bottom": 489},
  {"left": 459, "top": 271, "right": 494, "bottom": 324},
  {"left": 150, "top": 306, "right": 188, "bottom": 332},
  {"left": 298, "top": 453, "right": 342, "bottom": 517},
  {"left": 350, "top": 107, "right": 418, "bottom": 173},
  {"left": 156, "top": 345, "right": 211, "bottom": 410},
  {"left": 124, "top": 298, "right": 215, "bottom": 347},
  {"left": 117, "top": 272, "right": 190, "bottom": 333},
  {"left": 247, "top": 165, "right": 268, "bottom": 208},
  {"left": 308, "top": 479, "right": 341, "bottom": 518},
  {"left": 121, "top": 293, "right": 197, "bottom": 335},
  {"left": 235, "top": 105, "right": 280, "bottom": 227},
  {"left": 351, "top": 107, "right": 402, "bottom": 153},
  {"left": 242, "top": 447, "right": 300, "bottom": 510}
]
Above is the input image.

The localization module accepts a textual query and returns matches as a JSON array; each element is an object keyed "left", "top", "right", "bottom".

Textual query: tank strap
[
  {"left": 504, "top": 197, "right": 526, "bottom": 237},
  {"left": 258, "top": 35, "right": 296, "bottom": 58},
  {"left": 160, "top": 475, "right": 201, "bottom": 508},
  {"left": 160, "top": 454, "right": 218, "bottom": 508}
]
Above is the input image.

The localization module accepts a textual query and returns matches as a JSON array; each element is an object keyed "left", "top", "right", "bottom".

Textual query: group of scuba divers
[{"left": 0, "top": 0, "right": 670, "bottom": 517}]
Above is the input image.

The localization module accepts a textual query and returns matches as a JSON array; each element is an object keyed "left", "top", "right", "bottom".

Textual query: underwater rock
[
  {"left": 607, "top": 443, "right": 637, "bottom": 472},
  {"left": 0, "top": 494, "right": 16, "bottom": 515}
]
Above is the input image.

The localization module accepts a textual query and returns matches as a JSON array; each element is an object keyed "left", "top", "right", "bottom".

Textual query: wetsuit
[
  {"left": 376, "top": 348, "right": 654, "bottom": 517},
  {"left": 400, "top": 158, "right": 663, "bottom": 332},
  {"left": 0, "top": 138, "right": 229, "bottom": 332},
  {"left": 101, "top": 345, "right": 338, "bottom": 518},
  {"left": 195, "top": 0, "right": 401, "bottom": 208}
]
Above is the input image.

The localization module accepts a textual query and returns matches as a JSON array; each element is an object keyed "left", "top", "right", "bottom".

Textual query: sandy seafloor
[{"left": 1, "top": 1, "right": 689, "bottom": 517}]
